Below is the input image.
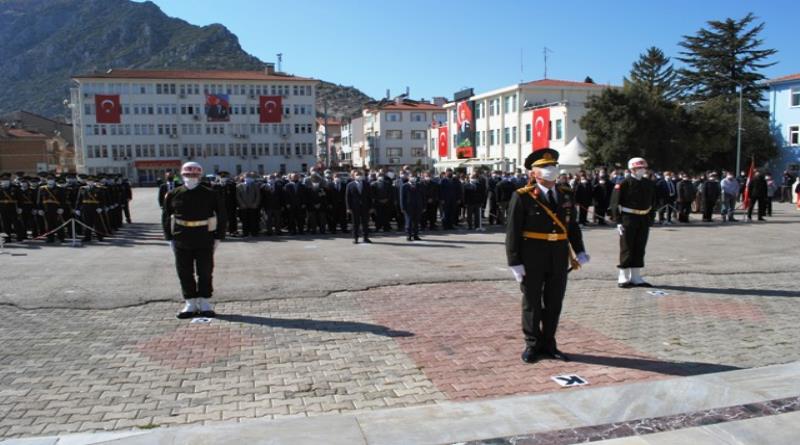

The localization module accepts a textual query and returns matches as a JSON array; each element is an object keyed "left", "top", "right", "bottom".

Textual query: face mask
[
  {"left": 244, "top": 178, "right": 254, "bottom": 185},
  {"left": 0, "top": 181, "right": 9, "bottom": 187},
  {"left": 727, "top": 175, "right": 734, "bottom": 180},
  {"left": 334, "top": 178, "right": 341, "bottom": 183},
  {"left": 47, "top": 180, "right": 56, "bottom": 187},
  {"left": 580, "top": 179, "right": 588, "bottom": 184},
  {"left": 355, "top": 175, "right": 363, "bottom": 181},
  {"left": 633, "top": 169, "right": 645, "bottom": 180},
  {"left": 598, "top": 180, "right": 606, "bottom": 185},
  {"left": 537, "top": 166, "right": 559, "bottom": 182},
  {"left": 183, "top": 176, "right": 200, "bottom": 189},
  {"left": 386, "top": 172, "right": 395, "bottom": 179}
]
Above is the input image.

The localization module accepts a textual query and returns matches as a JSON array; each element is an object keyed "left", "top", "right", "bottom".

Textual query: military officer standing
[
  {"left": 610, "top": 157, "right": 656, "bottom": 288},
  {"left": 37, "top": 174, "right": 66, "bottom": 243},
  {"left": 506, "top": 149, "right": 590, "bottom": 364},
  {"left": 0, "top": 173, "right": 26, "bottom": 242},
  {"left": 162, "top": 162, "right": 227, "bottom": 319}
]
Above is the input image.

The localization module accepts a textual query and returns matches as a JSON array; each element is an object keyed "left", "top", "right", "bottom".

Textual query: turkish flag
[
  {"left": 259, "top": 96, "right": 282, "bottom": 123},
  {"left": 742, "top": 158, "right": 755, "bottom": 209},
  {"left": 532, "top": 108, "right": 550, "bottom": 151},
  {"left": 438, "top": 126, "right": 449, "bottom": 157},
  {"left": 95, "top": 95, "right": 121, "bottom": 124}
]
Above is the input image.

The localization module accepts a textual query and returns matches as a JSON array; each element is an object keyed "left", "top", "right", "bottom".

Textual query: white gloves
[
  {"left": 577, "top": 252, "right": 591, "bottom": 265},
  {"left": 214, "top": 240, "right": 220, "bottom": 251},
  {"left": 74, "top": 210, "right": 81, "bottom": 216},
  {"left": 57, "top": 208, "right": 63, "bottom": 215},
  {"left": 16, "top": 208, "right": 22, "bottom": 214},
  {"left": 510, "top": 265, "right": 525, "bottom": 283},
  {"left": 96, "top": 208, "right": 103, "bottom": 213},
  {"left": 617, "top": 224, "right": 624, "bottom": 236}
]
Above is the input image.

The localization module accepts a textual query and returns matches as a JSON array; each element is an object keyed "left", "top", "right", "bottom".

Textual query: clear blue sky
[{"left": 141, "top": 0, "right": 799, "bottom": 100}]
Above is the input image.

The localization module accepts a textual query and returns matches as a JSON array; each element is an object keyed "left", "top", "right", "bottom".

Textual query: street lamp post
[{"left": 736, "top": 83, "right": 743, "bottom": 176}]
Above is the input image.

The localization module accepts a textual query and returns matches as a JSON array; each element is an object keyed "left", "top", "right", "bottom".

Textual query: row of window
[
  {"left": 384, "top": 130, "right": 427, "bottom": 140},
  {"left": 84, "top": 123, "right": 314, "bottom": 137},
  {"left": 385, "top": 147, "right": 426, "bottom": 157},
  {"left": 83, "top": 82, "right": 313, "bottom": 97},
  {"left": 791, "top": 90, "right": 800, "bottom": 107},
  {"left": 84, "top": 103, "right": 312, "bottom": 116},
  {"left": 384, "top": 111, "right": 446, "bottom": 123},
  {"left": 789, "top": 125, "right": 799, "bottom": 145},
  {"left": 451, "top": 95, "right": 519, "bottom": 122},
  {"left": 85, "top": 142, "right": 316, "bottom": 160}
]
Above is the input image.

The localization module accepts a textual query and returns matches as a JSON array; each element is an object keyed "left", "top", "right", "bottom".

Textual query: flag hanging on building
[
  {"left": 259, "top": 96, "right": 282, "bottom": 123},
  {"left": 455, "top": 100, "right": 475, "bottom": 159},
  {"left": 95, "top": 95, "right": 121, "bottom": 124},
  {"left": 532, "top": 108, "right": 550, "bottom": 151},
  {"left": 438, "top": 126, "right": 449, "bottom": 157},
  {"left": 205, "top": 94, "right": 231, "bottom": 122}
]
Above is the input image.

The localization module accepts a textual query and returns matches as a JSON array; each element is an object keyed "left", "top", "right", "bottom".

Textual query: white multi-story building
[
  {"left": 70, "top": 67, "right": 319, "bottom": 184},
  {"left": 346, "top": 98, "right": 445, "bottom": 170},
  {"left": 341, "top": 116, "right": 364, "bottom": 170},
  {"left": 431, "top": 79, "right": 610, "bottom": 172}
]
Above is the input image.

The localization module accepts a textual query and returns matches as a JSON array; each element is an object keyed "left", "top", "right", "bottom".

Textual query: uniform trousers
[
  {"left": 520, "top": 241, "right": 569, "bottom": 352},
  {"left": 351, "top": 210, "right": 370, "bottom": 241},
  {"left": 618, "top": 214, "right": 649, "bottom": 268},
  {"left": 174, "top": 244, "right": 214, "bottom": 300}
]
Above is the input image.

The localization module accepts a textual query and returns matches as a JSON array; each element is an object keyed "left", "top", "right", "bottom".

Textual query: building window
[
  {"left": 525, "top": 124, "right": 531, "bottom": 142},
  {"left": 555, "top": 119, "right": 563, "bottom": 140},
  {"left": 790, "top": 125, "right": 800, "bottom": 145},
  {"left": 411, "top": 147, "right": 424, "bottom": 157},
  {"left": 410, "top": 112, "right": 426, "bottom": 122},
  {"left": 386, "top": 130, "right": 402, "bottom": 139},
  {"left": 411, "top": 130, "right": 426, "bottom": 140},
  {"left": 489, "top": 100, "right": 496, "bottom": 116},
  {"left": 386, "top": 112, "right": 401, "bottom": 122},
  {"left": 792, "top": 90, "right": 800, "bottom": 107},
  {"left": 512, "top": 126, "right": 517, "bottom": 144},
  {"left": 489, "top": 129, "right": 496, "bottom": 146},
  {"left": 503, "top": 127, "right": 510, "bottom": 144},
  {"left": 387, "top": 147, "right": 402, "bottom": 157}
]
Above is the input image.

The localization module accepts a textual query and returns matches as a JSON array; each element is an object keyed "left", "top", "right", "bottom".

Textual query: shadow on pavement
[
  {"left": 656, "top": 285, "right": 800, "bottom": 298},
  {"left": 568, "top": 353, "right": 742, "bottom": 376},
  {"left": 216, "top": 314, "right": 415, "bottom": 337}
]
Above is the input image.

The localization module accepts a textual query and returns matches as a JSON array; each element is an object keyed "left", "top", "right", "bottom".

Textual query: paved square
[{"left": 0, "top": 189, "right": 798, "bottom": 439}]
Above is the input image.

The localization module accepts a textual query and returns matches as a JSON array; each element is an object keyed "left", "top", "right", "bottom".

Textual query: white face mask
[
  {"left": 633, "top": 169, "right": 646, "bottom": 180},
  {"left": 0, "top": 181, "right": 9, "bottom": 187},
  {"left": 183, "top": 176, "right": 200, "bottom": 189},
  {"left": 386, "top": 172, "right": 395, "bottom": 179},
  {"left": 537, "top": 166, "right": 559, "bottom": 182},
  {"left": 355, "top": 175, "right": 363, "bottom": 181}
]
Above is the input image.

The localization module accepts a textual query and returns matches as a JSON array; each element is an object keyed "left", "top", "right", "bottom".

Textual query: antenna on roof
[
  {"left": 543, "top": 47, "right": 553, "bottom": 79},
  {"left": 520, "top": 48, "right": 524, "bottom": 83},
  {"left": 276, "top": 53, "right": 283, "bottom": 72}
]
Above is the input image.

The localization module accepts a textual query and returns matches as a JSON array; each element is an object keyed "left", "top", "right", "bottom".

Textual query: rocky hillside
[{"left": 0, "top": 0, "right": 371, "bottom": 119}]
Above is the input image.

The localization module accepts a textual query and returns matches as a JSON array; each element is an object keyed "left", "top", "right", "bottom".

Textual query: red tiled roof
[
  {"left": 366, "top": 101, "right": 444, "bottom": 111},
  {"left": 316, "top": 117, "right": 342, "bottom": 126},
  {"left": 522, "top": 78, "right": 606, "bottom": 88},
  {"left": 73, "top": 69, "right": 316, "bottom": 82},
  {"left": 766, "top": 73, "right": 800, "bottom": 85}
]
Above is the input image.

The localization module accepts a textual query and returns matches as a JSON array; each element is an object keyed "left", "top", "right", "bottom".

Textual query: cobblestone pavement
[{"left": 1, "top": 271, "right": 798, "bottom": 438}]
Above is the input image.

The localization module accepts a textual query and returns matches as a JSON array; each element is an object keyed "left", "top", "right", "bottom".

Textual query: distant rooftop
[
  {"left": 73, "top": 69, "right": 316, "bottom": 82},
  {"left": 364, "top": 98, "right": 443, "bottom": 112},
  {"left": 521, "top": 78, "right": 607, "bottom": 88},
  {"left": 765, "top": 73, "right": 800, "bottom": 86}
]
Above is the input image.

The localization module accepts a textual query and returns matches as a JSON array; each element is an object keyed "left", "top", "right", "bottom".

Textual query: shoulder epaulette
[
  {"left": 516, "top": 185, "right": 534, "bottom": 194},
  {"left": 558, "top": 184, "right": 572, "bottom": 193}
]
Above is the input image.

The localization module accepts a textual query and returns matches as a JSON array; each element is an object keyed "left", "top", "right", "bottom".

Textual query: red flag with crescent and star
[
  {"left": 95, "top": 94, "right": 121, "bottom": 124},
  {"left": 438, "top": 126, "right": 449, "bottom": 157},
  {"left": 259, "top": 96, "right": 282, "bottom": 123},
  {"left": 532, "top": 108, "right": 550, "bottom": 151}
]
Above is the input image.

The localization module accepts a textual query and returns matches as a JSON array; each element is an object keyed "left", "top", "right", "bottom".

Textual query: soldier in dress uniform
[
  {"left": 75, "top": 176, "right": 107, "bottom": 241},
  {"left": 18, "top": 177, "right": 38, "bottom": 239},
  {"left": 610, "top": 157, "right": 656, "bottom": 288},
  {"left": 162, "top": 162, "right": 227, "bottom": 319},
  {"left": 37, "top": 174, "right": 66, "bottom": 243},
  {"left": 506, "top": 149, "right": 590, "bottom": 364},
  {"left": 0, "top": 173, "right": 26, "bottom": 242}
]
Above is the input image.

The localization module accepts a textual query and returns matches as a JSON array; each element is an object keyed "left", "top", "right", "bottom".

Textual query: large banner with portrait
[
  {"left": 455, "top": 100, "right": 475, "bottom": 159},
  {"left": 205, "top": 94, "right": 231, "bottom": 122}
]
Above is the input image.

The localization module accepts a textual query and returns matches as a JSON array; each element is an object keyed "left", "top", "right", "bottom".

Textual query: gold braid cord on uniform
[{"left": 526, "top": 190, "right": 581, "bottom": 271}]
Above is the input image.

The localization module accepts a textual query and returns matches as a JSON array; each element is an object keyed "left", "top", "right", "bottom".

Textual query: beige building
[
  {"left": 346, "top": 98, "right": 446, "bottom": 170},
  {"left": 432, "top": 79, "right": 610, "bottom": 172},
  {"left": 0, "top": 126, "right": 73, "bottom": 174}
]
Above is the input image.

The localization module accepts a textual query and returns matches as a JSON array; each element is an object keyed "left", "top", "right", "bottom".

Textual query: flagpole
[{"left": 736, "top": 83, "right": 743, "bottom": 176}]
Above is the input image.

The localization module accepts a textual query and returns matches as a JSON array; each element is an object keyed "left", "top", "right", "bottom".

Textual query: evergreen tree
[
  {"left": 677, "top": 13, "right": 776, "bottom": 108},
  {"left": 583, "top": 76, "right": 595, "bottom": 84},
  {"left": 628, "top": 47, "right": 678, "bottom": 100}
]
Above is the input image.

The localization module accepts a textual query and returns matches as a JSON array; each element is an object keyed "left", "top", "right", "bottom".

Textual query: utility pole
[
  {"left": 736, "top": 83, "right": 743, "bottom": 176},
  {"left": 276, "top": 53, "right": 283, "bottom": 72}
]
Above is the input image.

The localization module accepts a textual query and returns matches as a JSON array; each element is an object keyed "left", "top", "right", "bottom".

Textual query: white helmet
[
  {"left": 627, "top": 157, "right": 648, "bottom": 169},
  {"left": 181, "top": 162, "right": 203, "bottom": 177}
]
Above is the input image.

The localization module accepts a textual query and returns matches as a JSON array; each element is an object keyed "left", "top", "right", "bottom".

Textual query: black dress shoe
[
  {"left": 407, "top": 236, "right": 413, "bottom": 241},
  {"left": 176, "top": 311, "right": 196, "bottom": 320},
  {"left": 353, "top": 239, "right": 359, "bottom": 244},
  {"left": 633, "top": 281, "right": 653, "bottom": 288},
  {"left": 546, "top": 349, "right": 570, "bottom": 362},
  {"left": 363, "top": 238, "right": 373, "bottom": 243},
  {"left": 618, "top": 282, "right": 634, "bottom": 289},
  {"left": 521, "top": 347, "right": 542, "bottom": 364},
  {"left": 413, "top": 235, "right": 421, "bottom": 241},
  {"left": 199, "top": 310, "right": 216, "bottom": 318}
]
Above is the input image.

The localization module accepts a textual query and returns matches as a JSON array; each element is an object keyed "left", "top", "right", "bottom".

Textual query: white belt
[{"left": 619, "top": 205, "right": 651, "bottom": 215}]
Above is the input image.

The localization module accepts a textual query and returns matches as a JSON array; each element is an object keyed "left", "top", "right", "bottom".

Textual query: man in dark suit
[
  {"left": 283, "top": 173, "right": 307, "bottom": 235},
  {"left": 328, "top": 176, "right": 348, "bottom": 233},
  {"left": 506, "top": 148, "right": 589, "bottom": 364},
  {"left": 158, "top": 170, "right": 180, "bottom": 209},
  {"left": 346, "top": 170, "right": 372, "bottom": 244},
  {"left": 401, "top": 174, "right": 424, "bottom": 241},
  {"left": 747, "top": 170, "right": 768, "bottom": 221},
  {"left": 420, "top": 172, "right": 440, "bottom": 230}
]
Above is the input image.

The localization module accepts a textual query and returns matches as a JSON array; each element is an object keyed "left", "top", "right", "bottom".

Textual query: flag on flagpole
[{"left": 742, "top": 157, "right": 755, "bottom": 209}]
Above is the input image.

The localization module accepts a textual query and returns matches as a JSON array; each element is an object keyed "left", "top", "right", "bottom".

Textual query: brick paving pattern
[{"left": 2, "top": 270, "right": 799, "bottom": 438}]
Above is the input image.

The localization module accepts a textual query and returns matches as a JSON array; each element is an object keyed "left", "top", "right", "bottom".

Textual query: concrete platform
[{"left": 4, "top": 361, "right": 798, "bottom": 445}]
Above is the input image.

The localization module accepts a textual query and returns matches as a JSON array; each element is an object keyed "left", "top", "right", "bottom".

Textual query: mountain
[{"left": 0, "top": 0, "right": 372, "bottom": 120}]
